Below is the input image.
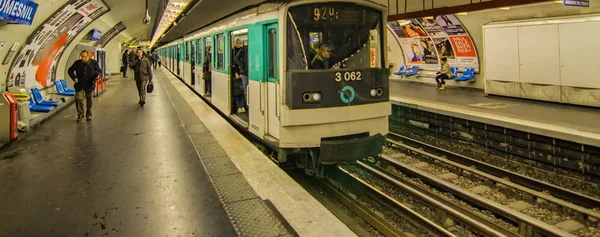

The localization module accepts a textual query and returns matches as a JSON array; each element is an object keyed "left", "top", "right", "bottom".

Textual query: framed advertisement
[{"left": 2, "top": 42, "right": 20, "bottom": 65}]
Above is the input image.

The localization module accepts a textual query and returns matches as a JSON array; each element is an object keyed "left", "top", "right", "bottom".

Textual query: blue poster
[
  {"left": 564, "top": 0, "right": 589, "bottom": 7},
  {"left": 0, "top": 0, "right": 38, "bottom": 25}
]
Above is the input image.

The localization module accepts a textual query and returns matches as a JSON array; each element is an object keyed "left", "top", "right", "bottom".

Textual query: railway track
[
  {"left": 384, "top": 132, "right": 600, "bottom": 237},
  {"left": 390, "top": 125, "right": 600, "bottom": 202},
  {"left": 327, "top": 162, "right": 527, "bottom": 237}
]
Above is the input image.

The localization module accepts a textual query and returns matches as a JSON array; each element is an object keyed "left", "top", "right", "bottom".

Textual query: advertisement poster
[
  {"left": 388, "top": 14, "right": 479, "bottom": 72},
  {"left": 8, "top": 0, "right": 109, "bottom": 89},
  {"left": 94, "top": 22, "right": 126, "bottom": 47}
]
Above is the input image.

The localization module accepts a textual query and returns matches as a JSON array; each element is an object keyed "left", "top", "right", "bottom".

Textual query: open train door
[{"left": 265, "top": 23, "right": 280, "bottom": 142}]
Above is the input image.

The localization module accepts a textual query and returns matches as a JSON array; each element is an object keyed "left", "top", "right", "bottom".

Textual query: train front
[{"left": 281, "top": 1, "right": 390, "bottom": 166}]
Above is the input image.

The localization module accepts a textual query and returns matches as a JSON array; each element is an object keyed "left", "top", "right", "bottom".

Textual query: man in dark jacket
[
  {"left": 131, "top": 48, "right": 153, "bottom": 107},
  {"left": 68, "top": 50, "right": 101, "bottom": 122},
  {"left": 121, "top": 49, "right": 129, "bottom": 78},
  {"left": 233, "top": 38, "right": 248, "bottom": 113}
]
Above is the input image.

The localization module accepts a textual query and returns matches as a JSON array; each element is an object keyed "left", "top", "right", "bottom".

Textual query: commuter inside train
[
  {"left": 232, "top": 38, "right": 246, "bottom": 113},
  {"left": 203, "top": 47, "right": 212, "bottom": 97},
  {"left": 233, "top": 38, "right": 248, "bottom": 113},
  {"left": 311, "top": 45, "right": 331, "bottom": 69},
  {"left": 435, "top": 57, "right": 451, "bottom": 91}
]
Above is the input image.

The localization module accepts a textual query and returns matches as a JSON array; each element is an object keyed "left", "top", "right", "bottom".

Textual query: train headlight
[
  {"left": 370, "top": 88, "right": 384, "bottom": 97},
  {"left": 302, "top": 92, "right": 322, "bottom": 103}
]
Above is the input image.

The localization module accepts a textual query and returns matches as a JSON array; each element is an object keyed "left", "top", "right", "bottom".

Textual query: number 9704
[{"left": 335, "top": 71, "right": 362, "bottom": 82}]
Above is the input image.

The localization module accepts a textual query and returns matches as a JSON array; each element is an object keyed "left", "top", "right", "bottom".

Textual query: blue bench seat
[
  {"left": 55, "top": 81, "right": 75, "bottom": 96},
  {"left": 31, "top": 88, "right": 60, "bottom": 107},
  {"left": 456, "top": 68, "right": 475, "bottom": 81},
  {"left": 29, "top": 97, "right": 54, "bottom": 112},
  {"left": 58, "top": 79, "right": 76, "bottom": 93},
  {"left": 404, "top": 66, "right": 420, "bottom": 77}
]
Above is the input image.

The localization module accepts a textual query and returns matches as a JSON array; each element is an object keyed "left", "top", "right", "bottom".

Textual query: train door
[
  {"left": 229, "top": 29, "right": 249, "bottom": 126},
  {"left": 265, "top": 24, "right": 280, "bottom": 140},
  {"left": 177, "top": 44, "right": 181, "bottom": 75},
  {"left": 191, "top": 40, "right": 197, "bottom": 86}
]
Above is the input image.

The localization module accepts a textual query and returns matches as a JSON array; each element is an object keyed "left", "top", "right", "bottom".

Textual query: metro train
[{"left": 157, "top": 0, "right": 390, "bottom": 176}]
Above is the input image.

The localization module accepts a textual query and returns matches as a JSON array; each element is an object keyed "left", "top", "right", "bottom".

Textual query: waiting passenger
[
  {"left": 151, "top": 51, "right": 158, "bottom": 69},
  {"left": 203, "top": 47, "right": 212, "bottom": 97},
  {"left": 131, "top": 49, "right": 153, "bottom": 106},
  {"left": 233, "top": 38, "right": 248, "bottom": 113},
  {"left": 435, "top": 57, "right": 451, "bottom": 91},
  {"left": 311, "top": 45, "right": 331, "bottom": 69},
  {"left": 68, "top": 50, "right": 101, "bottom": 122}
]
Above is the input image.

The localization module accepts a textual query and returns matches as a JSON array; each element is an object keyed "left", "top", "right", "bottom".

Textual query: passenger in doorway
[
  {"left": 121, "top": 49, "right": 129, "bottom": 78},
  {"left": 203, "top": 47, "right": 212, "bottom": 97},
  {"left": 131, "top": 49, "right": 153, "bottom": 106},
  {"left": 233, "top": 38, "right": 248, "bottom": 113},
  {"left": 68, "top": 50, "right": 101, "bottom": 122},
  {"left": 311, "top": 45, "right": 331, "bottom": 69},
  {"left": 435, "top": 57, "right": 451, "bottom": 91}
]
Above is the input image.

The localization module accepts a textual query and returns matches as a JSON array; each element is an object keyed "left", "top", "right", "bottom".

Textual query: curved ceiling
[
  {"left": 102, "top": 0, "right": 160, "bottom": 41},
  {"left": 159, "top": 0, "right": 266, "bottom": 43}
]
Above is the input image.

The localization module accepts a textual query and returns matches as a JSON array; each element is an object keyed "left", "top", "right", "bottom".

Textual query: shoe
[
  {"left": 77, "top": 116, "right": 84, "bottom": 122},
  {"left": 86, "top": 115, "right": 92, "bottom": 121},
  {"left": 439, "top": 85, "right": 446, "bottom": 90},
  {"left": 140, "top": 101, "right": 145, "bottom": 107}
]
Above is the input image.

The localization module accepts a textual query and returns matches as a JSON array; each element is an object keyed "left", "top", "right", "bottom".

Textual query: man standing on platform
[
  {"left": 151, "top": 50, "right": 158, "bottom": 69},
  {"left": 68, "top": 50, "right": 101, "bottom": 122},
  {"left": 121, "top": 49, "right": 129, "bottom": 78},
  {"left": 131, "top": 48, "right": 153, "bottom": 107}
]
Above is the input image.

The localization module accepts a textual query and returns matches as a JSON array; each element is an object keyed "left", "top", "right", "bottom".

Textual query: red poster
[{"left": 449, "top": 36, "right": 476, "bottom": 57}]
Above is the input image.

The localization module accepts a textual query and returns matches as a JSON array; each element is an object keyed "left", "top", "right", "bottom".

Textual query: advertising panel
[
  {"left": 94, "top": 22, "right": 126, "bottom": 47},
  {"left": 8, "top": 0, "right": 109, "bottom": 88},
  {"left": 388, "top": 14, "right": 479, "bottom": 72},
  {"left": 0, "top": 0, "right": 38, "bottom": 25},
  {"left": 564, "top": 0, "right": 589, "bottom": 7}
]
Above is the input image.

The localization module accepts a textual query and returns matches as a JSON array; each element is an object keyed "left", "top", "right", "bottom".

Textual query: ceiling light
[{"left": 150, "top": 0, "right": 192, "bottom": 48}]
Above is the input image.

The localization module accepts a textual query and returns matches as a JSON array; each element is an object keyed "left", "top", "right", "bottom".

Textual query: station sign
[
  {"left": 563, "top": 0, "right": 589, "bottom": 7},
  {"left": 0, "top": 0, "right": 39, "bottom": 25}
]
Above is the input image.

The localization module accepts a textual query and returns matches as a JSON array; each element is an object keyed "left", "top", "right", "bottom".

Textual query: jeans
[
  {"left": 122, "top": 66, "right": 127, "bottom": 77},
  {"left": 136, "top": 80, "right": 149, "bottom": 103},
  {"left": 75, "top": 90, "right": 93, "bottom": 117},
  {"left": 241, "top": 74, "right": 248, "bottom": 108},
  {"left": 435, "top": 74, "right": 449, "bottom": 87},
  {"left": 234, "top": 95, "right": 244, "bottom": 111}
]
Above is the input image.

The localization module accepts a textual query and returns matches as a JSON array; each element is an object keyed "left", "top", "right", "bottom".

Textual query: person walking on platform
[
  {"left": 121, "top": 49, "right": 129, "bottom": 78},
  {"left": 131, "top": 48, "right": 153, "bottom": 107},
  {"left": 68, "top": 50, "right": 101, "bottom": 122},
  {"left": 435, "top": 57, "right": 451, "bottom": 91},
  {"left": 151, "top": 50, "right": 158, "bottom": 69}
]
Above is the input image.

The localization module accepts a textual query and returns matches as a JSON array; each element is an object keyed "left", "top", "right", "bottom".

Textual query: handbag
[{"left": 146, "top": 81, "right": 154, "bottom": 93}]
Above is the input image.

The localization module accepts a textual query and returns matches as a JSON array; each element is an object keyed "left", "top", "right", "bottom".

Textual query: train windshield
[{"left": 286, "top": 3, "right": 382, "bottom": 70}]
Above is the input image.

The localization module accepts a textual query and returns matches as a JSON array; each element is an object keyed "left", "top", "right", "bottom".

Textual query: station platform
[
  {"left": 0, "top": 69, "right": 355, "bottom": 237},
  {"left": 390, "top": 80, "right": 600, "bottom": 147}
]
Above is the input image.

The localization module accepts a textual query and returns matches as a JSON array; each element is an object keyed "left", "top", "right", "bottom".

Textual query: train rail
[
  {"left": 390, "top": 125, "right": 600, "bottom": 202},
  {"left": 385, "top": 132, "right": 600, "bottom": 236},
  {"left": 327, "top": 162, "right": 525, "bottom": 237}
]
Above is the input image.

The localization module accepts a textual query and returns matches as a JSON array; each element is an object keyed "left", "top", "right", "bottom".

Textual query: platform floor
[
  {"left": 0, "top": 76, "right": 237, "bottom": 236},
  {"left": 390, "top": 80, "right": 600, "bottom": 147}
]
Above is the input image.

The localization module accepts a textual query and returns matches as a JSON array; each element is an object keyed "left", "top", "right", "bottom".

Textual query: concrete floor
[
  {"left": 0, "top": 75, "right": 235, "bottom": 237},
  {"left": 390, "top": 80, "right": 600, "bottom": 134}
]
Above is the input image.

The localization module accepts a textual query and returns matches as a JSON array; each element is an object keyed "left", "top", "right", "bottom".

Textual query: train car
[{"left": 157, "top": 0, "right": 390, "bottom": 176}]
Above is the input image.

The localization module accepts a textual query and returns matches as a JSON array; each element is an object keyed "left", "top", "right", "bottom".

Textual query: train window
[
  {"left": 267, "top": 28, "right": 278, "bottom": 79},
  {"left": 286, "top": 3, "right": 382, "bottom": 70},
  {"left": 204, "top": 37, "right": 213, "bottom": 69},
  {"left": 216, "top": 34, "right": 224, "bottom": 70}
]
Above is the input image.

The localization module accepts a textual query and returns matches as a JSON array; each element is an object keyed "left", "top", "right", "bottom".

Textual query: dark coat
[
  {"left": 233, "top": 46, "right": 248, "bottom": 76},
  {"left": 122, "top": 52, "right": 129, "bottom": 65},
  {"left": 68, "top": 59, "right": 101, "bottom": 92},
  {"left": 131, "top": 56, "right": 153, "bottom": 81}
]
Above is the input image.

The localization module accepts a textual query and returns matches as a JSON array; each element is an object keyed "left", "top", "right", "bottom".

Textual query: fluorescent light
[
  {"left": 456, "top": 12, "right": 468, "bottom": 16},
  {"left": 149, "top": 0, "right": 192, "bottom": 48}
]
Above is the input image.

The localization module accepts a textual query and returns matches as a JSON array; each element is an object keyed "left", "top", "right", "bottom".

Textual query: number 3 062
[{"left": 335, "top": 72, "right": 362, "bottom": 82}]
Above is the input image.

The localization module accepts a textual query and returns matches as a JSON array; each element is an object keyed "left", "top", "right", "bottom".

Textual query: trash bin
[
  {"left": 7, "top": 87, "right": 30, "bottom": 131},
  {"left": 0, "top": 92, "right": 18, "bottom": 143}
]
